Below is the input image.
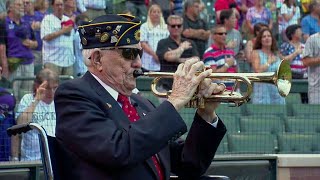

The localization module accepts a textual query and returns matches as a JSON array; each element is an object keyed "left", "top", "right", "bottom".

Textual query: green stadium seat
[
  {"left": 216, "top": 137, "right": 228, "bottom": 154},
  {"left": 285, "top": 93, "right": 301, "bottom": 104},
  {"left": 219, "top": 115, "right": 240, "bottom": 133},
  {"left": 285, "top": 117, "right": 320, "bottom": 133},
  {"left": 140, "top": 91, "right": 160, "bottom": 106},
  {"left": 227, "top": 133, "right": 278, "bottom": 154},
  {"left": 243, "top": 104, "right": 287, "bottom": 117},
  {"left": 278, "top": 133, "right": 320, "bottom": 154},
  {"left": 240, "top": 116, "right": 284, "bottom": 134},
  {"left": 291, "top": 104, "right": 320, "bottom": 117},
  {"left": 216, "top": 103, "right": 242, "bottom": 115},
  {"left": 179, "top": 108, "right": 197, "bottom": 130},
  {"left": 285, "top": 93, "right": 302, "bottom": 116}
]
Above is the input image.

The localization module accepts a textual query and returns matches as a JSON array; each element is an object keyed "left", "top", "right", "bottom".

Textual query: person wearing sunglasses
[
  {"left": 203, "top": 24, "right": 237, "bottom": 91},
  {"left": 54, "top": 14, "right": 227, "bottom": 180},
  {"left": 156, "top": 15, "right": 199, "bottom": 101}
]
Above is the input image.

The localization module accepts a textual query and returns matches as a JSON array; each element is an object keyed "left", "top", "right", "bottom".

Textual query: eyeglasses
[
  {"left": 214, "top": 32, "right": 227, "bottom": 36},
  {"left": 24, "top": 1, "right": 31, "bottom": 5},
  {"left": 169, "top": 24, "right": 182, "bottom": 29},
  {"left": 102, "top": 48, "right": 143, "bottom": 60}
]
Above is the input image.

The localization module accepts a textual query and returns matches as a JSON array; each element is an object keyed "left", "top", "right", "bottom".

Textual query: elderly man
[
  {"left": 54, "top": 14, "right": 226, "bottom": 180},
  {"left": 2, "top": 0, "right": 37, "bottom": 99}
]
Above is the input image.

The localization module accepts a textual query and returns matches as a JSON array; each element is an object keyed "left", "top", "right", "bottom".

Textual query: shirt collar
[
  {"left": 211, "top": 44, "right": 226, "bottom": 50},
  {"left": 90, "top": 72, "right": 119, "bottom": 101}
]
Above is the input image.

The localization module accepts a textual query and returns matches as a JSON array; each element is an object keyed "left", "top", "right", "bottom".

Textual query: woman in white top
[
  {"left": 14, "top": 69, "right": 59, "bottom": 161},
  {"left": 279, "top": 0, "right": 301, "bottom": 38},
  {"left": 140, "top": 4, "right": 169, "bottom": 72}
]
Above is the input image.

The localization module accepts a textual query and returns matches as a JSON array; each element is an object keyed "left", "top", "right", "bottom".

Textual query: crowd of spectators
[{"left": 0, "top": 0, "right": 320, "bottom": 162}]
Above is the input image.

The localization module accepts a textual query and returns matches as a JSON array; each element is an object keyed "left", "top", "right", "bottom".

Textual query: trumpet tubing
[{"left": 134, "top": 60, "right": 292, "bottom": 107}]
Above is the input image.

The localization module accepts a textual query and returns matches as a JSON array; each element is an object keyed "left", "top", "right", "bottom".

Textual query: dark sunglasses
[
  {"left": 214, "top": 32, "right": 227, "bottom": 36},
  {"left": 170, "top": 24, "right": 182, "bottom": 28},
  {"left": 99, "top": 48, "right": 143, "bottom": 60}
]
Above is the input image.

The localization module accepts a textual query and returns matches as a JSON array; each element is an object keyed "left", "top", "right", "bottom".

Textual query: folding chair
[{"left": 7, "top": 123, "right": 230, "bottom": 180}]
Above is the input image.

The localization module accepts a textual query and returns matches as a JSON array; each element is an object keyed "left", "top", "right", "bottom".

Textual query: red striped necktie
[{"left": 117, "top": 94, "right": 164, "bottom": 180}]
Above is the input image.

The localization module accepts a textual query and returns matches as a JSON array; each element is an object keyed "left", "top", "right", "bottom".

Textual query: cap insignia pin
[{"left": 100, "top": 32, "right": 110, "bottom": 42}]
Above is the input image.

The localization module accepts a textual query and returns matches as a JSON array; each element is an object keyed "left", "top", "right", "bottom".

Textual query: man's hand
[
  {"left": 34, "top": 81, "right": 48, "bottom": 101},
  {"left": 0, "top": 64, "right": 9, "bottom": 79},
  {"left": 197, "top": 79, "right": 225, "bottom": 123},
  {"left": 179, "top": 41, "right": 192, "bottom": 51},
  {"left": 31, "top": 21, "right": 41, "bottom": 30},
  {"left": 225, "top": 56, "right": 235, "bottom": 66},
  {"left": 62, "top": 25, "right": 73, "bottom": 34},
  {"left": 168, "top": 57, "right": 212, "bottom": 111}
]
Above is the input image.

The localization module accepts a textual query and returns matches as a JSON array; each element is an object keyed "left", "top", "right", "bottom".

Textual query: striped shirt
[{"left": 203, "top": 44, "right": 237, "bottom": 89}]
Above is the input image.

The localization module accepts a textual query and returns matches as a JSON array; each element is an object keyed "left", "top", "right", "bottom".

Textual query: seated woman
[
  {"left": 251, "top": 28, "right": 285, "bottom": 104},
  {"left": 14, "top": 68, "right": 59, "bottom": 161},
  {"left": 280, "top": 24, "right": 307, "bottom": 79}
]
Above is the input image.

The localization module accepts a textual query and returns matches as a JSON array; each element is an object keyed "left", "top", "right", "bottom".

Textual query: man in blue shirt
[{"left": 301, "top": 0, "right": 320, "bottom": 41}]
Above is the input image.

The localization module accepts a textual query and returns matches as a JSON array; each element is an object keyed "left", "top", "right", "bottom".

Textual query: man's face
[
  {"left": 226, "top": 13, "right": 237, "bottom": 29},
  {"left": 95, "top": 44, "right": 142, "bottom": 95},
  {"left": 168, "top": 18, "right": 183, "bottom": 37},
  {"left": 190, "top": 3, "right": 200, "bottom": 17},
  {"left": 23, "top": 0, "right": 32, "bottom": 14},
  {"left": 53, "top": 0, "right": 64, "bottom": 18},
  {"left": 11, "top": 0, "right": 24, "bottom": 17},
  {"left": 64, "top": 0, "right": 75, "bottom": 9},
  {"left": 39, "top": 81, "right": 59, "bottom": 104},
  {"left": 213, "top": 27, "right": 227, "bottom": 46}
]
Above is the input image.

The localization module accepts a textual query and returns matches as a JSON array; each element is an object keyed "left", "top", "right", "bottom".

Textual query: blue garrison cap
[{"left": 78, "top": 14, "right": 141, "bottom": 49}]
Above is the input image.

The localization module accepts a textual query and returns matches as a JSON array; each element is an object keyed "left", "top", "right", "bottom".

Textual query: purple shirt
[
  {"left": 22, "top": 11, "right": 47, "bottom": 51},
  {"left": 5, "top": 17, "right": 34, "bottom": 64}
]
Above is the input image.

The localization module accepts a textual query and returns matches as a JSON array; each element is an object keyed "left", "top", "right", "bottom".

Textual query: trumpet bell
[{"left": 276, "top": 60, "right": 292, "bottom": 97}]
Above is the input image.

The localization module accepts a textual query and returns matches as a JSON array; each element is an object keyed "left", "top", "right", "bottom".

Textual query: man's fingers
[{"left": 213, "top": 83, "right": 226, "bottom": 94}]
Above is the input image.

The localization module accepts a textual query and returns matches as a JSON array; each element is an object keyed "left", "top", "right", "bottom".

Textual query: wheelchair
[{"left": 7, "top": 123, "right": 230, "bottom": 180}]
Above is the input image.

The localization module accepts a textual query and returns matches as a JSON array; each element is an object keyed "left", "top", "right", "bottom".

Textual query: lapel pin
[
  {"left": 142, "top": 113, "right": 146, "bottom": 116},
  {"left": 106, "top": 103, "right": 112, "bottom": 108}
]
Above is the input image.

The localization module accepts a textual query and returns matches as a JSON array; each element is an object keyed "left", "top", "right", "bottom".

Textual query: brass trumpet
[{"left": 133, "top": 60, "right": 292, "bottom": 108}]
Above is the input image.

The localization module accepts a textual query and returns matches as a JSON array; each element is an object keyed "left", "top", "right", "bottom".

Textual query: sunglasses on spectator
[
  {"left": 99, "top": 48, "right": 143, "bottom": 60},
  {"left": 214, "top": 32, "right": 227, "bottom": 36},
  {"left": 24, "top": 1, "right": 31, "bottom": 5},
  {"left": 170, "top": 24, "right": 182, "bottom": 29}
]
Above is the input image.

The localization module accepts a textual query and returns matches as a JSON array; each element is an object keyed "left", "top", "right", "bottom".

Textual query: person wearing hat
[{"left": 54, "top": 14, "right": 227, "bottom": 180}]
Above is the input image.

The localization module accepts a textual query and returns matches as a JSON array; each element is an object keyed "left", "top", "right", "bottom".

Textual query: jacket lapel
[{"left": 82, "top": 72, "right": 130, "bottom": 130}]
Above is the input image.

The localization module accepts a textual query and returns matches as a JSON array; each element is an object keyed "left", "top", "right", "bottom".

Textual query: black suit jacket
[{"left": 54, "top": 72, "right": 226, "bottom": 180}]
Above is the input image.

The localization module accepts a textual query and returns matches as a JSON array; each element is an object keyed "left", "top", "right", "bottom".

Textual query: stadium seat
[
  {"left": 277, "top": 133, "right": 320, "bottom": 154},
  {"left": 216, "top": 104, "right": 242, "bottom": 116},
  {"left": 227, "top": 133, "right": 278, "bottom": 154},
  {"left": 243, "top": 104, "right": 287, "bottom": 118},
  {"left": 179, "top": 108, "right": 197, "bottom": 129},
  {"left": 291, "top": 104, "right": 320, "bottom": 117},
  {"left": 285, "top": 93, "right": 301, "bottom": 104},
  {"left": 140, "top": 91, "right": 160, "bottom": 106},
  {"left": 285, "top": 117, "right": 320, "bottom": 133},
  {"left": 240, "top": 116, "right": 284, "bottom": 134},
  {"left": 219, "top": 115, "right": 240, "bottom": 133}
]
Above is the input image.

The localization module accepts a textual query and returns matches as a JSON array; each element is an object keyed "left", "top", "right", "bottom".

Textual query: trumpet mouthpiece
[{"left": 133, "top": 69, "right": 144, "bottom": 78}]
